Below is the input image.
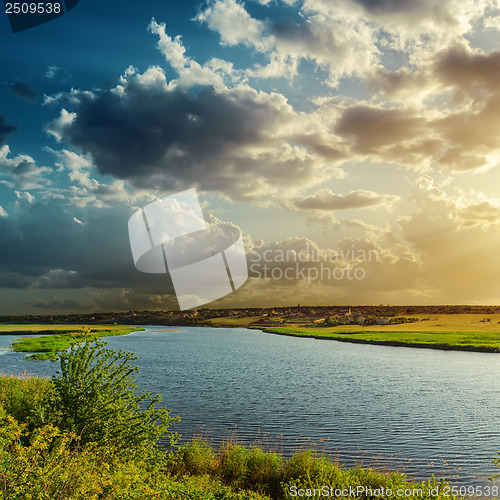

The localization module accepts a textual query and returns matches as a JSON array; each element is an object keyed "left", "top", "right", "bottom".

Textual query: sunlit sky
[{"left": 2, "top": 0, "right": 500, "bottom": 313}]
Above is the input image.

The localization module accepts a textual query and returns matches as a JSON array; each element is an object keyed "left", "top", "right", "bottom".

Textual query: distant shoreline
[
  {"left": 3, "top": 310, "right": 500, "bottom": 354},
  {"left": 257, "top": 327, "right": 500, "bottom": 353}
]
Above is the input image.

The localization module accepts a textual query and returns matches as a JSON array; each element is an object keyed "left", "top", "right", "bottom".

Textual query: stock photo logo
[{"left": 128, "top": 189, "right": 248, "bottom": 310}]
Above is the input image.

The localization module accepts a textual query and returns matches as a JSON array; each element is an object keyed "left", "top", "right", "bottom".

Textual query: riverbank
[
  {"left": 259, "top": 326, "right": 500, "bottom": 353},
  {"left": 5, "top": 312, "right": 500, "bottom": 354},
  {"left": 0, "top": 370, "right": 470, "bottom": 500},
  {"left": 4, "top": 324, "right": 143, "bottom": 360},
  {"left": 201, "top": 313, "right": 500, "bottom": 353},
  {"left": 4, "top": 309, "right": 500, "bottom": 354}
]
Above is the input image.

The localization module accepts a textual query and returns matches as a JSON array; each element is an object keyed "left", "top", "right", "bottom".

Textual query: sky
[{"left": 3, "top": 0, "right": 500, "bottom": 314}]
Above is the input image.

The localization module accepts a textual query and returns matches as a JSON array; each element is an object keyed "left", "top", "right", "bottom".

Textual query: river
[{"left": 1, "top": 325, "right": 500, "bottom": 487}]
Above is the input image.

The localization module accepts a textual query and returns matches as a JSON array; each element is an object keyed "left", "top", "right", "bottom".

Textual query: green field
[
  {"left": 206, "top": 316, "right": 259, "bottom": 327},
  {"left": 260, "top": 314, "right": 500, "bottom": 352},
  {"left": 0, "top": 323, "right": 130, "bottom": 334},
  {"left": 4, "top": 324, "right": 142, "bottom": 360}
]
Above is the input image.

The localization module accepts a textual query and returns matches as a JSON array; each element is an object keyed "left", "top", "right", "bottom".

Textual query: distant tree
[{"left": 324, "top": 316, "right": 338, "bottom": 326}]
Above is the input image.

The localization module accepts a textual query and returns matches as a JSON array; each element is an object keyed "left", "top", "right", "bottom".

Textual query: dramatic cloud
[
  {"left": 335, "top": 106, "right": 426, "bottom": 154},
  {"left": 48, "top": 66, "right": 341, "bottom": 201},
  {"left": 434, "top": 45, "right": 500, "bottom": 94},
  {"left": 6, "top": 0, "right": 500, "bottom": 313},
  {"left": 332, "top": 104, "right": 442, "bottom": 168}
]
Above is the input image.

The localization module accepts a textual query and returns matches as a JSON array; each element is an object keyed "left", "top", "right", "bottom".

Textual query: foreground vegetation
[
  {"left": 0, "top": 341, "right": 485, "bottom": 499},
  {"left": 6, "top": 324, "right": 143, "bottom": 360}
]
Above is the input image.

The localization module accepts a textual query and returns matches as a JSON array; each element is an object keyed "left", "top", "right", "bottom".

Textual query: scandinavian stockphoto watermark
[
  {"left": 128, "top": 189, "right": 378, "bottom": 309},
  {"left": 128, "top": 188, "right": 248, "bottom": 310},
  {"left": 247, "top": 244, "right": 379, "bottom": 284}
]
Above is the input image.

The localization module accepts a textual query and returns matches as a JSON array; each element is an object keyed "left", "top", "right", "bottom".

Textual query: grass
[
  {"left": 261, "top": 317, "right": 500, "bottom": 352},
  {"left": 167, "top": 438, "right": 467, "bottom": 499},
  {"left": 26, "top": 351, "right": 59, "bottom": 361},
  {"left": 0, "top": 371, "right": 53, "bottom": 435},
  {"left": 206, "top": 316, "right": 260, "bottom": 328},
  {"left": 0, "top": 372, "right": 476, "bottom": 499},
  {"left": 210, "top": 314, "right": 500, "bottom": 352},
  {"left": 9, "top": 325, "right": 143, "bottom": 360},
  {"left": 0, "top": 323, "right": 132, "bottom": 333},
  {"left": 0, "top": 371, "right": 51, "bottom": 410}
]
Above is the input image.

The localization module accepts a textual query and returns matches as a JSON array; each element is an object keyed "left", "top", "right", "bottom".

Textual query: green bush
[
  {"left": 50, "top": 339, "right": 180, "bottom": 458},
  {"left": 0, "top": 408, "right": 269, "bottom": 500},
  {"left": 0, "top": 372, "right": 53, "bottom": 439}
]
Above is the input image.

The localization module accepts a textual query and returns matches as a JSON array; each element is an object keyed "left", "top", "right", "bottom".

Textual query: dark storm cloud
[
  {"left": 0, "top": 201, "right": 173, "bottom": 292},
  {"left": 48, "top": 70, "right": 334, "bottom": 200},
  {"left": 0, "top": 115, "right": 17, "bottom": 147},
  {"left": 7, "top": 80, "right": 38, "bottom": 101},
  {"left": 31, "top": 295, "right": 83, "bottom": 310},
  {"left": 49, "top": 80, "right": 285, "bottom": 196}
]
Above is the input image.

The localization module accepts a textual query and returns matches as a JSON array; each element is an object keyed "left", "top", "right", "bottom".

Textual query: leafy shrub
[
  {"left": 0, "top": 408, "right": 270, "bottom": 500},
  {"left": 0, "top": 372, "right": 53, "bottom": 439},
  {"left": 50, "top": 339, "right": 179, "bottom": 458}
]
